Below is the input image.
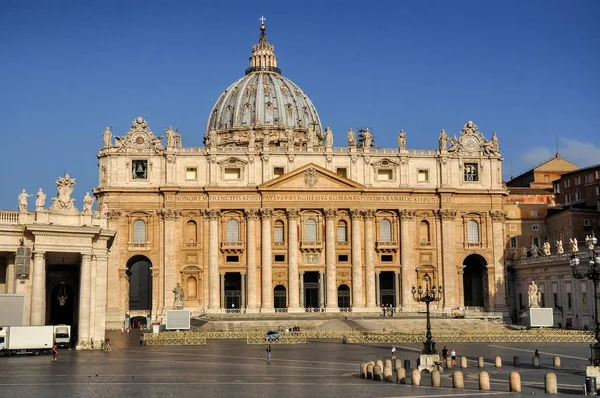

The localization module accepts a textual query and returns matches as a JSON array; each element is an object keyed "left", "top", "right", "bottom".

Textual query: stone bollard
[
  {"left": 495, "top": 356, "right": 502, "bottom": 368},
  {"left": 385, "top": 359, "right": 392, "bottom": 370},
  {"left": 533, "top": 356, "right": 540, "bottom": 367},
  {"left": 369, "top": 360, "right": 375, "bottom": 366},
  {"left": 367, "top": 363, "right": 374, "bottom": 379},
  {"left": 394, "top": 358, "right": 402, "bottom": 372},
  {"left": 479, "top": 371, "right": 491, "bottom": 391},
  {"left": 509, "top": 371, "right": 522, "bottom": 392},
  {"left": 411, "top": 369, "right": 421, "bottom": 386},
  {"left": 396, "top": 367, "right": 406, "bottom": 384},
  {"left": 513, "top": 356, "right": 520, "bottom": 367},
  {"left": 553, "top": 356, "right": 561, "bottom": 367},
  {"left": 431, "top": 369, "right": 441, "bottom": 387},
  {"left": 376, "top": 360, "right": 384, "bottom": 371},
  {"left": 478, "top": 357, "right": 485, "bottom": 368},
  {"left": 460, "top": 356, "right": 468, "bottom": 368},
  {"left": 445, "top": 357, "right": 453, "bottom": 368},
  {"left": 361, "top": 362, "right": 368, "bottom": 378},
  {"left": 374, "top": 365, "right": 383, "bottom": 381},
  {"left": 384, "top": 366, "right": 393, "bottom": 382},
  {"left": 453, "top": 370, "right": 464, "bottom": 389},
  {"left": 545, "top": 372, "right": 558, "bottom": 394}
]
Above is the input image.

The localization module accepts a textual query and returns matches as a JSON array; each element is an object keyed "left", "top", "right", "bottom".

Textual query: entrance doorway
[
  {"left": 274, "top": 285, "right": 287, "bottom": 309},
  {"left": 45, "top": 256, "right": 80, "bottom": 345},
  {"left": 303, "top": 272, "right": 319, "bottom": 309},
  {"left": 463, "top": 254, "right": 487, "bottom": 307},
  {"left": 128, "top": 256, "right": 152, "bottom": 310},
  {"left": 337, "top": 284, "right": 350, "bottom": 308},
  {"left": 379, "top": 271, "right": 395, "bottom": 306},
  {"left": 224, "top": 273, "right": 241, "bottom": 310},
  {"left": 49, "top": 283, "right": 75, "bottom": 326}
]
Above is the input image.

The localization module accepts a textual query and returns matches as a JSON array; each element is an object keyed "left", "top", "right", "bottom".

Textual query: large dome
[{"left": 205, "top": 24, "right": 323, "bottom": 148}]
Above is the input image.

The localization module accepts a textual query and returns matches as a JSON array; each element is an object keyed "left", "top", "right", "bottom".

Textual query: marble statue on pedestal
[
  {"left": 18, "top": 189, "right": 31, "bottom": 212},
  {"left": 586, "top": 235, "right": 596, "bottom": 251},
  {"left": 50, "top": 175, "right": 78, "bottom": 213},
  {"left": 83, "top": 192, "right": 95, "bottom": 215},
  {"left": 324, "top": 127, "right": 333, "bottom": 148},
  {"left": 173, "top": 283, "right": 185, "bottom": 309},
  {"left": 362, "top": 128, "right": 373, "bottom": 149},
  {"left": 103, "top": 127, "right": 112, "bottom": 148},
  {"left": 398, "top": 130, "right": 406, "bottom": 150},
  {"left": 35, "top": 188, "right": 46, "bottom": 211},
  {"left": 438, "top": 129, "right": 448, "bottom": 150},
  {"left": 528, "top": 281, "right": 541, "bottom": 308},
  {"left": 531, "top": 243, "right": 539, "bottom": 257},
  {"left": 347, "top": 128, "right": 356, "bottom": 146},
  {"left": 570, "top": 238, "right": 579, "bottom": 253},
  {"left": 556, "top": 240, "right": 564, "bottom": 254},
  {"left": 543, "top": 241, "right": 551, "bottom": 256}
]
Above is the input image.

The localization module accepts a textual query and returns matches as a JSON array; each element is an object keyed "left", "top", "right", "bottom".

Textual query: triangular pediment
[{"left": 258, "top": 163, "right": 364, "bottom": 191}]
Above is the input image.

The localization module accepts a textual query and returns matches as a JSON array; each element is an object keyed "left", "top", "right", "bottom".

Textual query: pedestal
[
  {"left": 528, "top": 308, "right": 554, "bottom": 328},
  {"left": 418, "top": 354, "right": 441, "bottom": 372}
]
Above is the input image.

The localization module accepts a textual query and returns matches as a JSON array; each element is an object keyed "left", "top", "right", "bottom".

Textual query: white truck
[
  {"left": 0, "top": 326, "right": 54, "bottom": 356},
  {"left": 53, "top": 325, "right": 71, "bottom": 348}
]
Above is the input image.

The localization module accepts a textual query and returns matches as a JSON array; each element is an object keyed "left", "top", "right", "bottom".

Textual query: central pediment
[{"left": 258, "top": 163, "right": 364, "bottom": 191}]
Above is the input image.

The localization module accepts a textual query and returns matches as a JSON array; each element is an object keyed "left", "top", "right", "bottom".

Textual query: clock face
[
  {"left": 462, "top": 136, "right": 479, "bottom": 152},
  {"left": 132, "top": 133, "right": 147, "bottom": 148}
]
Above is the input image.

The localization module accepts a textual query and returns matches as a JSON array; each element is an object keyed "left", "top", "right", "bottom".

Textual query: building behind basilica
[{"left": 0, "top": 23, "right": 508, "bottom": 345}]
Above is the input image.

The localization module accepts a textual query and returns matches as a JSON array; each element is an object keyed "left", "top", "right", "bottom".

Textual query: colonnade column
[
  {"left": 364, "top": 210, "right": 376, "bottom": 309},
  {"left": 208, "top": 209, "right": 220, "bottom": 311},
  {"left": 261, "top": 209, "right": 273, "bottom": 311},
  {"left": 394, "top": 270, "right": 401, "bottom": 308},
  {"left": 287, "top": 209, "right": 300, "bottom": 311},
  {"left": 490, "top": 211, "right": 508, "bottom": 312},
  {"left": 350, "top": 209, "right": 364, "bottom": 309},
  {"left": 324, "top": 208, "right": 338, "bottom": 311},
  {"left": 30, "top": 251, "right": 46, "bottom": 326},
  {"left": 245, "top": 209, "right": 259, "bottom": 311},
  {"left": 162, "top": 209, "right": 178, "bottom": 311},
  {"left": 318, "top": 271, "right": 324, "bottom": 308},
  {"left": 299, "top": 271, "right": 304, "bottom": 309},
  {"left": 439, "top": 209, "right": 458, "bottom": 309},
  {"left": 241, "top": 272, "right": 246, "bottom": 310},
  {"left": 6, "top": 253, "right": 15, "bottom": 294},
  {"left": 375, "top": 270, "right": 381, "bottom": 306},
  {"left": 220, "top": 273, "right": 225, "bottom": 309},
  {"left": 93, "top": 254, "right": 109, "bottom": 343},
  {"left": 400, "top": 210, "right": 415, "bottom": 310},
  {"left": 78, "top": 254, "right": 92, "bottom": 345}
]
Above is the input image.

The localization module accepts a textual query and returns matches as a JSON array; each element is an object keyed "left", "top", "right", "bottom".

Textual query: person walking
[
  {"left": 139, "top": 335, "right": 143, "bottom": 347},
  {"left": 51, "top": 342, "right": 58, "bottom": 362},
  {"left": 442, "top": 346, "right": 449, "bottom": 363},
  {"left": 391, "top": 345, "right": 397, "bottom": 360},
  {"left": 450, "top": 348, "right": 457, "bottom": 366},
  {"left": 121, "top": 325, "right": 124, "bottom": 335},
  {"left": 534, "top": 349, "right": 540, "bottom": 358},
  {"left": 266, "top": 344, "right": 272, "bottom": 362}
]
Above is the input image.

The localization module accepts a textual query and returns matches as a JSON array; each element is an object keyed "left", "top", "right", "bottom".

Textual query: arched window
[
  {"left": 186, "top": 221, "right": 197, "bottom": 243},
  {"left": 380, "top": 219, "right": 391, "bottom": 242},
  {"left": 337, "top": 220, "right": 348, "bottom": 242},
  {"left": 133, "top": 220, "right": 146, "bottom": 243},
  {"left": 467, "top": 220, "right": 479, "bottom": 243},
  {"left": 304, "top": 219, "right": 317, "bottom": 242},
  {"left": 226, "top": 219, "right": 239, "bottom": 242},
  {"left": 419, "top": 221, "right": 430, "bottom": 243},
  {"left": 274, "top": 220, "right": 285, "bottom": 243}
]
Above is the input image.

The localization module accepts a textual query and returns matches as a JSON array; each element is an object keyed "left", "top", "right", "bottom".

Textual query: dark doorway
[
  {"left": 130, "top": 316, "right": 147, "bottom": 329},
  {"left": 338, "top": 284, "right": 350, "bottom": 308},
  {"left": 274, "top": 285, "right": 287, "bottom": 309},
  {"left": 463, "top": 254, "right": 487, "bottom": 307},
  {"left": 379, "top": 271, "right": 395, "bottom": 306},
  {"left": 49, "top": 283, "right": 75, "bottom": 326},
  {"left": 128, "top": 256, "right": 152, "bottom": 310},
  {"left": 224, "top": 273, "right": 241, "bottom": 310},
  {"left": 303, "top": 272, "right": 319, "bottom": 309},
  {"left": 46, "top": 261, "right": 79, "bottom": 343}
]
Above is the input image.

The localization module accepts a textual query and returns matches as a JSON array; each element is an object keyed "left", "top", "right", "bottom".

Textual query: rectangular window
[
  {"left": 463, "top": 163, "right": 479, "bottom": 182},
  {"left": 224, "top": 167, "right": 241, "bottom": 180},
  {"left": 274, "top": 224, "right": 284, "bottom": 243},
  {"left": 274, "top": 254, "right": 285, "bottom": 262},
  {"left": 553, "top": 292, "right": 558, "bottom": 308},
  {"left": 336, "top": 168, "right": 347, "bottom": 178},
  {"left": 554, "top": 183, "right": 560, "bottom": 194},
  {"left": 132, "top": 160, "right": 148, "bottom": 180},
  {"left": 377, "top": 169, "right": 393, "bottom": 181},
  {"left": 585, "top": 174, "right": 592, "bottom": 183},
  {"left": 226, "top": 255, "right": 239, "bottom": 263},
  {"left": 567, "top": 292, "right": 572, "bottom": 310},
  {"left": 575, "top": 176, "right": 581, "bottom": 185},
  {"left": 596, "top": 170, "right": 599, "bottom": 179},
  {"left": 532, "top": 225, "right": 539, "bottom": 231},
  {"left": 509, "top": 225, "right": 517, "bottom": 232},
  {"left": 533, "top": 237, "right": 540, "bottom": 247},
  {"left": 417, "top": 169, "right": 429, "bottom": 182},
  {"left": 540, "top": 293, "right": 545, "bottom": 307},
  {"left": 186, "top": 167, "right": 197, "bottom": 180},
  {"left": 338, "top": 254, "right": 348, "bottom": 262},
  {"left": 597, "top": 200, "right": 600, "bottom": 211},
  {"left": 337, "top": 226, "right": 347, "bottom": 242},
  {"left": 519, "top": 293, "right": 523, "bottom": 310},
  {"left": 596, "top": 186, "right": 600, "bottom": 196},
  {"left": 510, "top": 237, "right": 517, "bottom": 248},
  {"left": 575, "top": 191, "right": 582, "bottom": 201},
  {"left": 381, "top": 255, "right": 393, "bottom": 262},
  {"left": 531, "top": 210, "right": 537, "bottom": 217},
  {"left": 584, "top": 219, "right": 590, "bottom": 227},
  {"left": 273, "top": 167, "right": 284, "bottom": 177}
]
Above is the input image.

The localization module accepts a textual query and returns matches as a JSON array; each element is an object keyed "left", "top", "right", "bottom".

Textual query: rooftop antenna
[
  {"left": 510, "top": 161, "right": 514, "bottom": 180},
  {"left": 556, "top": 135, "right": 559, "bottom": 157}
]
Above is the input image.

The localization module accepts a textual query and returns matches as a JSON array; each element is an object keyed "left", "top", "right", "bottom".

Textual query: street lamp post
[
  {"left": 412, "top": 273, "right": 443, "bottom": 355},
  {"left": 570, "top": 232, "right": 600, "bottom": 365}
]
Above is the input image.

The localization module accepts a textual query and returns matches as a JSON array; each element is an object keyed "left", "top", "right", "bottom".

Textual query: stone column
[
  {"left": 394, "top": 270, "right": 401, "bottom": 308},
  {"left": 78, "top": 254, "right": 92, "bottom": 344},
  {"left": 245, "top": 209, "right": 259, "bottom": 311},
  {"left": 220, "top": 272, "right": 225, "bottom": 309},
  {"left": 208, "top": 210, "right": 220, "bottom": 311},
  {"left": 400, "top": 210, "right": 415, "bottom": 310},
  {"left": 30, "top": 251, "right": 46, "bottom": 326},
  {"left": 364, "top": 210, "right": 376, "bottom": 309},
  {"left": 287, "top": 209, "right": 301, "bottom": 311},
  {"left": 6, "top": 253, "right": 15, "bottom": 294},
  {"left": 375, "top": 270, "right": 381, "bottom": 306},
  {"left": 161, "top": 209, "right": 179, "bottom": 312},
  {"left": 351, "top": 209, "right": 364, "bottom": 309},
  {"left": 490, "top": 211, "right": 509, "bottom": 312},
  {"left": 299, "top": 271, "right": 305, "bottom": 309},
  {"left": 319, "top": 270, "right": 325, "bottom": 308},
  {"left": 241, "top": 272, "right": 246, "bottom": 311},
  {"left": 439, "top": 209, "right": 458, "bottom": 308},
  {"left": 261, "top": 208, "right": 273, "bottom": 311},
  {"left": 93, "top": 254, "right": 109, "bottom": 343},
  {"left": 118, "top": 268, "right": 129, "bottom": 312},
  {"left": 324, "top": 208, "right": 338, "bottom": 311}
]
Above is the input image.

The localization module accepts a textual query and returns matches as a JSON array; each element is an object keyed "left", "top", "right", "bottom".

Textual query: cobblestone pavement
[{"left": 0, "top": 329, "right": 592, "bottom": 397}]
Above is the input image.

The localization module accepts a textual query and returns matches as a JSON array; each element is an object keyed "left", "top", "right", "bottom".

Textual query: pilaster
[
  {"left": 350, "top": 208, "right": 364, "bottom": 309},
  {"left": 400, "top": 210, "right": 414, "bottom": 310},
  {"left": 245, "top": 209, "right": 259, "bottom": 311},
  {"left": 78, "top": 254, "right": 92, "bottom": 346},
  {"left": 208, "top": 209, "right": 220, "bottom": 311},
  {"left": 260, "top": 208, "right": 273, "bottom": 311},
  {"left": 364, "top": 210, "right": 376, "bottom": 309},
  {"left": 438, "top": 209, "right": 458, "bottom": 308},
  {"left": 287, "top": 209, "right": 301, "bottom": 311},
  {"left": 30, "top": 251, "right": 46, "bottom": 325},
  {"left": 324, "top": 208, "right": 338, "bottom": 311}
]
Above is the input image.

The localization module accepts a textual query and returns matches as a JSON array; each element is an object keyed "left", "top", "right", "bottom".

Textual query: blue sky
[{"left": 1, "top": 0, "right": 599, "bottom": 210}]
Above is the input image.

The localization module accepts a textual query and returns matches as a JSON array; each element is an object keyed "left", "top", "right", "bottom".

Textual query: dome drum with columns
[{"left": 206, "top": 24, "right": 323, "bottom": 149}]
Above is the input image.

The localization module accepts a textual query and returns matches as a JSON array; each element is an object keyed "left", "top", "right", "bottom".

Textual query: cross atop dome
[{"left": 246, "top": 16, "right": 280, "bottom": 75}]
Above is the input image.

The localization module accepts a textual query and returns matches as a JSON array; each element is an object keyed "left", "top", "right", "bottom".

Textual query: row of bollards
[{"left": 360, "top": 359, "right": 561, "bottom": 394}]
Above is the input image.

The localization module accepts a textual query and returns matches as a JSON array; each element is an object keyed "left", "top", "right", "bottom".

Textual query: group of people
[{"left": 381, "top": 303, "right": 395, "bottom": 317}]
